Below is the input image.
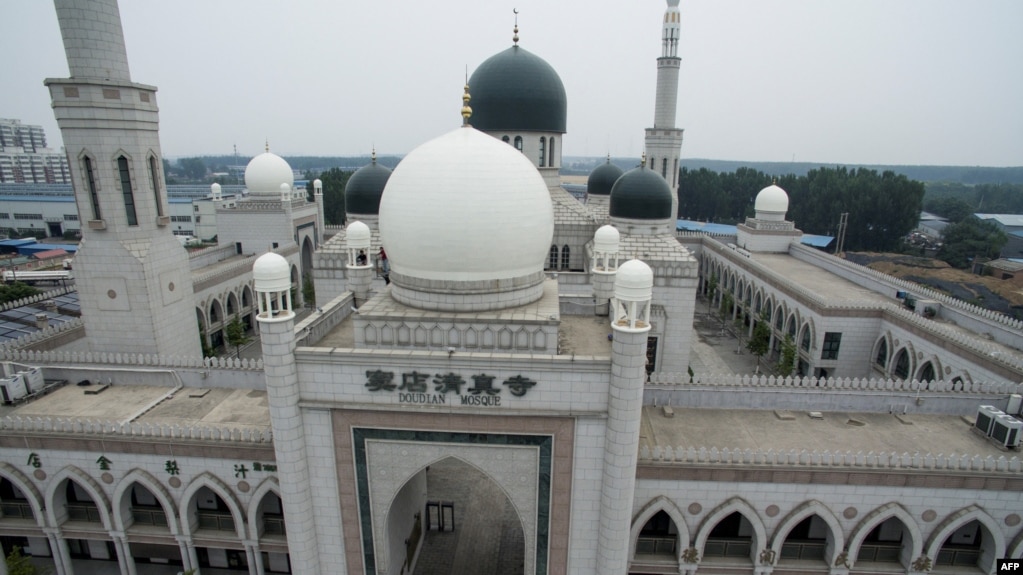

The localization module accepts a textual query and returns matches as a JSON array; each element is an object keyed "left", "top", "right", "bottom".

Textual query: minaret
[
  {"left": 44, "top": 0, "right": 200, "bottom": 357},
  {"left": 597, "top": 259, "right": 653, "bottom": 574},
  {"left": 345, "top": 220, "right": 374, "bottom": 304},
  {"left": 644, "top": 0, "right": 685, "bottom": 220},
  {"left": 590, "top": 225, "right": 621, "bottom": 316},
  {"left": 314, "top": 178, "right": 325, "bottom": 240},
  {"left": 254, "top": 252, "right": 321, "bottom": 574}
]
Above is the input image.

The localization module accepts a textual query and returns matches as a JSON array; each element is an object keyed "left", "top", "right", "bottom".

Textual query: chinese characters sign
[{"left": 365, "top": 370, "right": 537, "bottom": 406}]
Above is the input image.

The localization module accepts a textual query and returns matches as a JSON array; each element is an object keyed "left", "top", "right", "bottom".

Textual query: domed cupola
[
  {"left": 468, "top": 28, "right": 567, "bottom": 133},
  {"left": 345, "top": 150, "right": 392, "bottom": 216},
  {"left": 754, "top": 182, "right": 789, "bottom": 221},
  {"left": 378, "top": 88, "right": 554, "bottom": 312},
  {"left": 244, "top": 144, "right": 294, "bottom": 199},
  {"left": 609, "top": 155, "right": 674, "bottom": 222},
  {"left": 587, "top": 156, "right": 624, "bottom": 197}
]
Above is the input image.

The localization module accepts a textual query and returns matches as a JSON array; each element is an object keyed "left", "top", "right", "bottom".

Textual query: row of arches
[
  {"left": 548, "top": 244, "right": 570, "bottom": 271},
  {"left": 500, "top": 134, "right": 556, "bottom": 168},
  {"left": 196, "top": 282, "right": 257, "bottom": 356},
  {"left": 872, "top": 333, "right": 973, "bottom": 386},
  {"left": 630, "top": 497, "right": 1017, "bottom": 574},
  {"left": 77, "top": 147, "right": 166, "bottom": 227},
  {"left": 0, "top": 464, "right": 289, "bottom": 574}
]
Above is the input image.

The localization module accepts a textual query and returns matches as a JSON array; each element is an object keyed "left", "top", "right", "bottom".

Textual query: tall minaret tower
[
  {"left": 644, "top": 0, "right": 685, "bottom": 219},
  {"left": 44, "top": 0, "right": 200, "bottom": 357}
]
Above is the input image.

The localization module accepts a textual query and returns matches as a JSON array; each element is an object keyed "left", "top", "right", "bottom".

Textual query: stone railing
[
  {"left": 0, "top": 347, "right": 263, "bottom": 370},
  {"left": 0, "top": 415, "right": 272, "bottom": 444},
  {"left": 191, "top": 254, "right": 256, "bottom": 293},
  {"left": 296, "top": 291, "right": 354, "bottom": 347},
  {"left": 637, "top": 445, "right": 1023, "bottom": 473},
  {"left": 187, "top": 243, "right": 238, "bottom": 269},
  {"left": 230, "top": 201, "right": 283, "bottom": 211},
  {"left": 0, "top": 318, "right": 84, "bottom": 351},
  {"left": 647, "top": 373, "right": 1023, "bottom": 395},
  {"left": 0, "top": 286, "right": 75, "bottom": 313},
  {"left": 788, "top": 243, "right": 1023, "bottom": 332},
  {"left": 676, "top": 229, "right": 736, "bottom": 239}
]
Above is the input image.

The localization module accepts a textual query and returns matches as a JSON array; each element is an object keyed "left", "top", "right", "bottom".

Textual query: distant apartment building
[{"left": 0, "top": 118, "right": 71, "bottom": 184}]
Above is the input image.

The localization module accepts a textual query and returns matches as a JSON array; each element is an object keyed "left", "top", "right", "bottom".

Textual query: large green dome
[
  {"left": 469, "top": 45, "right": 567, "bottom": 133},
  {"left": 587, "top": 160, "right": 624, "bottom": 196},
  {"left": 609, "top": 166, "right": 674, "bottom": 220},
  {"left": 344, "top": 160, "right": 392, "bottom": 215}
]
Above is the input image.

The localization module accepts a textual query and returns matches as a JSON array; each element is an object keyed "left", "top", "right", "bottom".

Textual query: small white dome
[
  {"left": 244, "top": 151, "right": 294, "bottom": 198},
  {"left": 313, "top": 178, "right": 323, "bottom": 192},
  {"left": 253, "top": 252, "right": 291, "bottom": 293},
  {"left": 614, "top": 259, "right": 653, "bottom": 302},
  {"left": 211, "top": 182, "right": 221, "bottom": 192},
  {"left": 755, "top": 184, "right": 789, "bottom": 214},
  {"left": 347, "top": 221, "right": 371, "bottom": 249},
  {"left": 379, "top": 126, "right": 553, "bottom": 310},
  {"left": 594, "top": 225, "right": 620, "bottom": 253}
]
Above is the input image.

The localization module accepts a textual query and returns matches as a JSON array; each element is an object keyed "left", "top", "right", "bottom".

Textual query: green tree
[
  {"left": 746, "top": 315, "right": 771, "bottom": 368},
  {"left": 302, "top": 274, "right": 316, "bottom": 308},
  {"left": 178, "top": 157, "right": 207, "bottom": 182},
  {"left": 6, "top": 546, "right": 43, "bottom": 575},
  {"left": 923, "top": 196, "right": 974, "bottom": 223},
  {"left": 937, "top": 216, "right": 1008, "bottom": 268},
  {"left": 777, "top": 335, "right": 797, "bottom": 377},
  {"left": 225, "top": 315, "right": 251, "bottom": 359},
  {"left": 0, "top": 282, "right": 40, "bottom": 304}
]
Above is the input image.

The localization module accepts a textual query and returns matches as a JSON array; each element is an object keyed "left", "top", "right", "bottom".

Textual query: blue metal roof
[
  {"left": 18, "top": 243, "right": 78, "bottom": 254},
  {"left": 676, "top": 220, "right": 738, "bottom": 235},
  {"left": 0, "top": 195, "right": 75, "bottom": 203},
  {"left": 800, "top": 234, "right": 835, "bottom": 248},
  {"left": 0, "top": 239, "right": 40, "bottom": 247}
]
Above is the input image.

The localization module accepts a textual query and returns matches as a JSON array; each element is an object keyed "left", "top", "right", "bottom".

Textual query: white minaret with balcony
[
  {"left": 314, "top": 178, "right": 325, "bottom": 240},
  {"left": 44, "top": 0, "right": 199, "bottom": 357},
  {"left": 345, "top": 220, "right": 374, "bottom": 304},
  {"left": 644, "top": 0, "right": 685, "bottom": 219},
  {"left": 591, "top": 224, "right": 621, "bottom": 316},
  {"left": 253, "top": 252, "right": 320, "bottom": 574},
  {"left": 597, "top": 259, "right": 653, "bottom": 574}
]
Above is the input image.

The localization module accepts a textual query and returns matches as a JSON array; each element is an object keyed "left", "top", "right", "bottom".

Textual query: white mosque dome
[
  {"left": 252, "top": 252, "right": 291, "bottom": 293},
  {"left": 244, "top": 151, "right": 294, "bottom": 198},
  {"left": 346, "top": 221, "right": 371, "bottom": 249},
  {"left": 614, "top": 259, "right": 654, "bottom": 302},
  {"left": 594, "top": 225, "right": 620, "bottom": 253},
  {"left": 754, "top": 183, "right": 789, "bottom": 215},
  {"left": 379, "top": 126, "right": 554, "bottom": 311}
]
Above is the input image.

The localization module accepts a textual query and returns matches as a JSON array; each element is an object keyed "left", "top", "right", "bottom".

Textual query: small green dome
[
  {"left": 587, "top": 160, "right": 624, "bottom": 196},
  {"left": 469, "top": 46, "right": 567, "bottom": 133},
  {"left": 344, "top": 161, "right": 392, "bottom": 215},
  {"left": 609, "top": 166, "right": 674, "bottom": 220}
]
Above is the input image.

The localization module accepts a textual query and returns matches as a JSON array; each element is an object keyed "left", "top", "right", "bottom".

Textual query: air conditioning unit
[
  {"left": 0, "top": 374, "right": 28, "bottom": 404},
  {"left": 1008, "top": 394, "right": 1023, "bottom": 416},
  {"left": 18, "top": 367, "right": 44, "bottom": 392},
  {"left": 990, "top": 414, "right": 1023, "bottom": 449},
  {"left": 975, "top": 405, "right": 1004, "bottom": 436}
]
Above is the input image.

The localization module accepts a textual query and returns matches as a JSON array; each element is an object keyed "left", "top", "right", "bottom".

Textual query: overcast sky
[{"left": 3, "top": 1, "right": 1021, "bottom": 166}]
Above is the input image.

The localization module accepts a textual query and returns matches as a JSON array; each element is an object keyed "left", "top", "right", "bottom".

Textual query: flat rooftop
[
  {"left": 640, "top": 406, "right": 1009, "bottom": 458},
  {"left": 752, "top": 253, "right": 894, "bottom": 307},
  {"left": 2, "top": 383, "right": 269, "bottom": 432}
]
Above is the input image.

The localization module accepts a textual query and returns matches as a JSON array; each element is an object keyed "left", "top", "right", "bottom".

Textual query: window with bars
[{"left": 821, "top": 332, "right": 842, "bottom": 360}]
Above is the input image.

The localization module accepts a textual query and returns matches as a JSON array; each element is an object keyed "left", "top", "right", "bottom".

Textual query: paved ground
[
  {"left": 689, "top": 296, "right": 766, "bottom": 377},
  {"left": 412, "top": 458, "right": 524, "bottom": 575}
]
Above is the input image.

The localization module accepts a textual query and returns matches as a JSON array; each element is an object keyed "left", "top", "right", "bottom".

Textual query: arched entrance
[{"left": 391, "top": 457, "right": 525, "bottom": 575}]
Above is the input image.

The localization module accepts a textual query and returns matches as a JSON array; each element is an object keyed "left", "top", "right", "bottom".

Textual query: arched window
[
  {"left": 800, "top": 326, "right": 811, "bottom": 351},
  {"left": 539, "top": 137, "right": 547, "bottom": 167},
  {"left": 649, "top": 156, "right": 655, "bottom": 170},
  {"left": 514, "top": 136, "right": 523, "bottom": 153},
  {"left": 893, "top": 349, "right": 910, "bottom": 379},
  {"left": 561, "top": 244, "right": 570, "bottom": 270},
  {"left": 502, "top": 135, "right": 510, "bottom": 144},
  {"left": 148, "top": 155, "right": 164, "bottom": 217},
  {"left": 117, "top": 156, "right": 138, "bottom": 226},
  {"left": 661, "top": 158, "right": 668, "bottom": 179},
  {"left": 875, "top": 338, "right": 888, "bottom": 367},
  {"left": 672, "top": 158, "right": 678, "bottom": 187},
  {"left": 549, "top": 137, "right": 555, "bottom": 167},
  {"left": 83, "top": 155, "right": 101, "bottom": 220},
  {"left": 917, "top": 362, "right": 936, "bottom": 382},
  {"left": 548, "top": 245, "right": 559, "bottom": 270}
]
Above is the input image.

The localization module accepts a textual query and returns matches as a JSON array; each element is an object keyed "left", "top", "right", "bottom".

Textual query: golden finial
[
  {"left": 372, "top": 146, "right": 376, "bottom": 164},
  {"left": 641, "top": 151, "right": 647, "bottom": 167},
  {"left": 265, "top": 139, "right": 269, "bottom": 153},
  {"left": 772, "top": 177, "right": 777, "bottom": 185},
  {"left": 513, "top": 8, "right": 519, "bottom": 45},
  {"left": 606, "top": 153, "right": 611, "bottom": 164},
  {"left": 461, "top": 82, "right": 472, "bottom": 126}
]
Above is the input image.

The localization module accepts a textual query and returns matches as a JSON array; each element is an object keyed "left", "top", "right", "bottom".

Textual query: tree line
[{"left": 678, "top": 166, "right": 925, "bottom": 252}]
